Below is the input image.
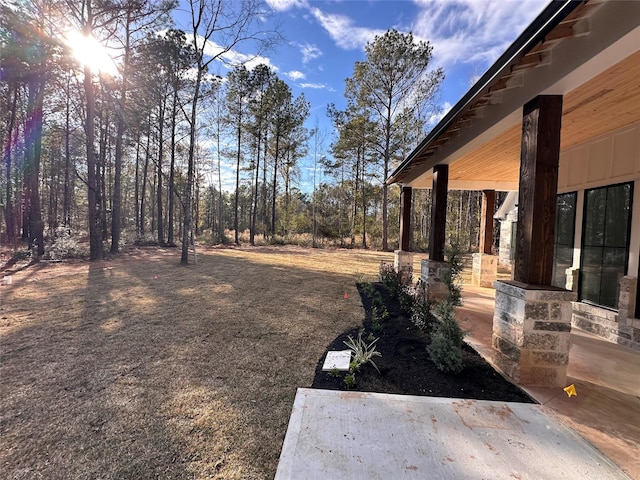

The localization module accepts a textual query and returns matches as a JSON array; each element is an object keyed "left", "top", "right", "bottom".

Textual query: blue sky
[{"left": 174, "top": 0, "right": 549, "bottom": 191}]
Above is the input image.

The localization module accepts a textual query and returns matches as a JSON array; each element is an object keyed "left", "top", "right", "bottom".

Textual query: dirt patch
[{"left": 312, "top": 282, "right": 533, "bottom": 403}]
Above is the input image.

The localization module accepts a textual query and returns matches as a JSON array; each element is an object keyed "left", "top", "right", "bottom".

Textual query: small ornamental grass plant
[{"left": 344, "top": 331, "right": 382, "bottom": 374}]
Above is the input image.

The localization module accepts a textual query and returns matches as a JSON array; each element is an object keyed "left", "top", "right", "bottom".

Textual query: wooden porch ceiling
[{"left": 409, "top": 49, "right": 640, "bottom": 190}]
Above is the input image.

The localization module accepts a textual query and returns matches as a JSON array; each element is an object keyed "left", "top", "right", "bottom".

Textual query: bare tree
[{"left": 180, "top": 0, "right": 278, "bottom": 264}]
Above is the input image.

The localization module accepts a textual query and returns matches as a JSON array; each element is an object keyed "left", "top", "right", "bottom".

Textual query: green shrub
[
  {"left": 429, "top": 323, "right": 464, "bottom": 374},
  {"left": 379, "top": 262, "right": 403, "bottom": 296},
  {"left": 411, "top": 295, "right": 435, "bottom": 333},
  {"left": 428, "top": 244, "right": 466, "bottom": 374}
]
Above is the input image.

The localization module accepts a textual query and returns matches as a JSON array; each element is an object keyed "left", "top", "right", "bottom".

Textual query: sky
[{"left": 172, "top": 0, "right": 550, "bottom": 192}]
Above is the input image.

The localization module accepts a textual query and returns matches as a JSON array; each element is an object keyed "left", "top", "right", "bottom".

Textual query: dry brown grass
[{"left": 0, "top": 245, "right": 395, "bottom": 479}]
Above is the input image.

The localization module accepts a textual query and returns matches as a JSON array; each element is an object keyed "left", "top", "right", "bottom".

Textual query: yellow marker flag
[{"left": 563, "top": 384, "right": 577, "bottom": 397}]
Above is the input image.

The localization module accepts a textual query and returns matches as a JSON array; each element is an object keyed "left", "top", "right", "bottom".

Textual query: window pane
[
  {"left": 552, "top": 245, "right": 573, "bottom": 288},
  {"left": 581, "top": 269, "right": 602, "bottom": 304},
  {"left": 599, "top": 247, "right": 625, "bottom": 308},
  {"left": 555, "top": 193, "right": 576, "bottom": 246},
  {"left": 604, "top": 184, "right": 631, "bottom": 248},
  {"left": 583, "top": 188, "right": 606, "bottom": 246}
]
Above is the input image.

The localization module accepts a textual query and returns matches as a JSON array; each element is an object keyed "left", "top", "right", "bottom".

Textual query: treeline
[{"left": 1, "top": 1, "right": 496, "bottom": 262}]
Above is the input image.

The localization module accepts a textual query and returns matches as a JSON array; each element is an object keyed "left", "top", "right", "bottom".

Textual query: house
[{"left": 387, "top": 0, "right": 639, "bottom": 386}]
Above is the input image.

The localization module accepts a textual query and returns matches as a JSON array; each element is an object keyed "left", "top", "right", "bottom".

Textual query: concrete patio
[{"left": 275, "top": 285, "right": 639, "bottom": 479}]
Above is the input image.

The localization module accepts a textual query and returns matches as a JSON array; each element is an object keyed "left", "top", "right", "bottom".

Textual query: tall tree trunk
[
  {"left": 351, "top": 150, "right": 359, "bottom": 246},
  {"left": 381, "top": 113, "right": 391, "bottom": 251},
  {"left": 24, "top": 79, "right": 45, "bottom": 257},
  {"left": 111, "top": 17, "right": 131, "bottom": 253},
  {"left": 140, "top": 117, "right": 151, "bottom": 236},
  {"left": 234, "top": 117, "right": 241, "bottom": 245},
  {"left": 156, "top": 98, "right": 165, "bottom": 245},
  {"left": 168, "top": 89, "right": 178, "bottom": 246},
  {"left": 261, "top": 131, "right": 268, "bottom": 238},
  {"left": 3, "top": 84, "right": 18, "bottom": 245},
  {"left": 215, "top": 101, "right": 223, "bottom": 244},
  {"left": 271, "top": 131, "right": 280, "bottom": 236},
  {"left": 181, "top": 67, "right": 203, "bottom": 264},
  {"left": 361, "top": 146, "right": 367, "bottom": 249},
  {"left": 63, "top": 74, "right": 72, "bottom": 229},
  {"left": 250, "top": 128, "right": 261, "bottom": 246},
  {"left": 134, "top": 129, "right": 141, "bottom": 234},
  {"left": 98, "top": 106, "right": 109, "bottom": 242},
  {"left": 83, "top": 58, "right": 103, "bottom": 259}
]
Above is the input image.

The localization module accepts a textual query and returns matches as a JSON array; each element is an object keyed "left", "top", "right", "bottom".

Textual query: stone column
[
  {"left": 421, "top": 259, "right": 449, "bottom": 302},
  {"left": 472, "top": 253, "right": 497, "bottom": 288},
  {"left": 617, "top": 276, "right": 639, "bottom": 349},
  {"left": 394, "top": 250, "right": 414, "bottom": 285},
  {"left": 473, "top": 190, "right": 499, "bottom": 287},
  {"left": 492, "top": 281, "right": 577, "bottom": 387}
]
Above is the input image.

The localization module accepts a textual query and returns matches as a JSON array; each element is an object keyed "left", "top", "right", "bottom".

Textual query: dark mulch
[{"left": 311, "top": 283, "right": 534, "bottom": 403}]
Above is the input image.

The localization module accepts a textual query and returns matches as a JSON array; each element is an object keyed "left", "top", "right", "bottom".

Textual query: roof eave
[{"left": 386, "top": 0, "right": 584, "bottom": 186}]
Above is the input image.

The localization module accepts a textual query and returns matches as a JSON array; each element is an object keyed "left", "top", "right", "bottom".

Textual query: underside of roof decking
[{"left": 388, "top": 0, "right": 640, "bottom": 191}]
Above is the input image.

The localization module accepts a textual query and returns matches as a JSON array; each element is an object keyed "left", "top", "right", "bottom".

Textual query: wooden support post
[
  {"left": 479, "top": 190, "right": 495, "bottom": 255},
  {"left": 429, "top": 164, "right": 448, "bottom": 262},
  {"left": 514, "top": 95, "right": 563, "bottom": 285},
  {"left": 399, "top": 186, "right": 412, "bottom": 251}
]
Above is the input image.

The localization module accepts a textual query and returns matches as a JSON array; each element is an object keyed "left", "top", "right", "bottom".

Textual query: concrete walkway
[
  {"left": 275, "top": 389, "right": 630, "bottom": 479},
  {"left": 275, "top": 284, "right": 639, "bottom": 479},
  {"left": 457, "top": 285, "right": 640, "bottom": 478}
]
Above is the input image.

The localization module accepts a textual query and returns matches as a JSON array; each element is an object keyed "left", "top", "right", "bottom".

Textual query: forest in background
[{"left": 1, "top": 0, "right": 503, "bottom": 263}]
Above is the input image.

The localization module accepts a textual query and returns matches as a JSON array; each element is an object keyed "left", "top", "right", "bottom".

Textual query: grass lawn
[{"left": 0, "top": 245, "right": 394, "bottom": 479}]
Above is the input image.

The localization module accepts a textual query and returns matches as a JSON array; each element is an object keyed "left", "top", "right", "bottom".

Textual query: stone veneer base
[
  {"left": 393, "top": 250, "right": 414, "bottom": 285},
  {"left": 492, "top": 280, "right": 577, "bottom": 387},
  {"left": 420, "top": 259, "right": 449, "bottom": 302},
  {"left": 471, "top": 253, "right": 498, "bottom": 288}
]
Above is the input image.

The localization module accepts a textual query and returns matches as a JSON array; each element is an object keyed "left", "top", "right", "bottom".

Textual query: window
[
  {"left": 552, "top": 192, "right": 577, "bottom": 288},
  {"left": 580, "top": 182, "right": 633, "bottom": 309}
]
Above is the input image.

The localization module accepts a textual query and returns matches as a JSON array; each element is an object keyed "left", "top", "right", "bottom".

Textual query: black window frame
[
  {"left": 552, "top": 191, "right": 577, "bottom": 289},
  {"left": 578, "top": 181, "right": 634, "bottom": 310}
]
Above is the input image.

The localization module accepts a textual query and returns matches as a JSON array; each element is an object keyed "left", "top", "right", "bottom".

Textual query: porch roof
[{"left": 386, "top": 0, "right": 640, "bottom": 191}]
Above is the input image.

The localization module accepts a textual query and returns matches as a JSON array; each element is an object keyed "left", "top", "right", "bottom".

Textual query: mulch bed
[{"left": 311, "top": 283, "right": 534, "bottom": 403}]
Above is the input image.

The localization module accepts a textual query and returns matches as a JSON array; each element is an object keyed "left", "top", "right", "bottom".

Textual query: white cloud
[
  {"left": 187, "top": 34, "right": 278, "bottom": 71},
  {"left": 427, "top": 101, "right": 452, "bottom": 126},
  {"left": 410, "top": 0, "right": 547, "bottom": 69},
  {"left": 296, "top": 42, "right": 323, "bottom": 63},
  {"left": 285, "top": 70, "right": 306, "bottom": 80},
  {"left": 265, "top": 0, "right": 307, "bottom": 12},
  {"left": 309, "top": 6, "right": 385, "bottom": 50},
  {"left": 300, "top": 82, "right": 334, "bottom": 91},
  {"left": 204, "top": 39, "right": 278, "bottom": 71}
]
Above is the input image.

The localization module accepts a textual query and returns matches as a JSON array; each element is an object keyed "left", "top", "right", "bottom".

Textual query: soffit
[
  {"left": 408, "top": 49, "right": 640, "bottom": 190},
  {"left": 392, "top": 0, "right": 640, "bottom": 190}
]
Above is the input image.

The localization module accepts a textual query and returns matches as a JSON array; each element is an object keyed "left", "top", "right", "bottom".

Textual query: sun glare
[{"left": 65, "top": 30, "right": 119, "bottom": 77}]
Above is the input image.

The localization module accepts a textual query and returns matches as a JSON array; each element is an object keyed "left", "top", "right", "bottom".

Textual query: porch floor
[
  {"left": 275, "top": 285, "right": 639, "bottom": 479},
  {"left": 457, "top": 285, "right": 640, "bottom": 478}
]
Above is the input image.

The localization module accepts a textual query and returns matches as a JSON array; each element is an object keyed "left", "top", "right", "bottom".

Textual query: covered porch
[
  {"left": 457, "top": 284, "right": 640, "bottom": 477},
  {"left": 388, "top": 0, "right": 640, "bottom": 388}
]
